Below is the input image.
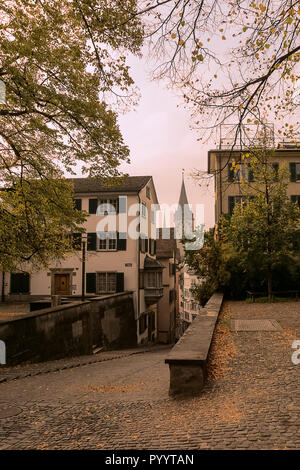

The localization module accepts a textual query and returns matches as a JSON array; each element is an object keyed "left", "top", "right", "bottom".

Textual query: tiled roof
[
  {"left": 68, "top": 176, "right": 152, "bottom": 194},
  {"left": 144, "top": 255, "right": 164, "bottom": 269}
]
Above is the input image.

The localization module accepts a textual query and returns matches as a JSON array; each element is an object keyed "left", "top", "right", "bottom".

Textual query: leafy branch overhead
[
  {"left": 0, "top": 0, "right": 143, "bottom": 181},
  {"left": 132, "top": 0, "right": 300, "bottom": 144},
  {"left": 0, "top": 0, "right": 143, "bottom": 270}
]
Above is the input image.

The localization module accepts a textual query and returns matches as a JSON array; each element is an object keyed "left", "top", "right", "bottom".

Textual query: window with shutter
[
  {"left": 72, "top": 233, "right": 82, "bottom": 250},
  {"left": 117, "top": 232, "right": 127, "bottom": 251},
  {"left": 291, "top": 195, "right": 300, "bottom": 207},
  {"left": 289, "top": 162, "right": 298, "bottom": 182},
  {"left": 87, "top": 233, "right": 97, "bottom": 251},
  {"left": 228, "top": 163, "right": 235, "bottom": 182},
  {"left": 73, "top": 199, "right": 82, "bottom": 211},
  {"left": 86, "top": 273, "right": 96, "bottom": 293},
  {"left": 89, "top": 198, "right": 98, "bottom": 214},
  {"left": 10, "top": 273, "right": 30, "bottom": 294}
]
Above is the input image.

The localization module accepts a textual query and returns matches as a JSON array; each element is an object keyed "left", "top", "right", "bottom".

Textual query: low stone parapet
[{"left": 165, "top": 292, "right": 224, "bottom": 395}]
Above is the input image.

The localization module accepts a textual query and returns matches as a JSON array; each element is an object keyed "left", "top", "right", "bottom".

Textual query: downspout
[{"left": 137, "top": 192, "right": 141, "bottom": 325}]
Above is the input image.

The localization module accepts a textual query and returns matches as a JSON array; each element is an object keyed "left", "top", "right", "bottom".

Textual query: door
[{"left": 54, "top": 274, "right": 70, "bottom": 295}]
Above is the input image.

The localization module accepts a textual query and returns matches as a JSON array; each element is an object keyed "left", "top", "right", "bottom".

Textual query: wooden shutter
[
  {"left": 118, "top": 196, "right": 126, "bottom": 213},
  {"left": 73, "top": 199, "right": 82, "bottom": 211},
  {"left": 89, "top": 198, "right": 98, "bottom": 214},
  {"left": 10, "top": 273, "right": 29, "bottom": 294},
  {"left": 116, "top": 273, "right": 124, "bottom": 292},
  {"left": 290, "top": 163, "right": 296, "bottom": 182},
  {"left": 248, "top": 164, "right": 254, "bottom": 182},
  {"left": 272, "top": 163, "right": 279, "bottom": 181},
  {"left": 86, "top": 273, "right": 96, "bottom": 293},
  {"left": 291, "top": 195, "right": 298, "bottom": 204},
  {"left": 87, "top": 233, "right": 97, "bottom": 251},
  {"left": 228, "top": 163, "right": 235, "bottom": 182},
  {"left": 145, "top": 237, "right": 148, "bottom": 253},
  {"left": 228, "top": 196, "right": 235, "bottom": 216},
  {"left": 72, "top": 233, "right": 81, "bottom": 250},
  {"left": 117, "top": 232, "right": 127, "bottom": 251}
]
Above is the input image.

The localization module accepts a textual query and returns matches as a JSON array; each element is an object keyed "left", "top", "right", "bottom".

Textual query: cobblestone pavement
[{"left": 0, "top": 301, "right": 299, "bottom": 450}]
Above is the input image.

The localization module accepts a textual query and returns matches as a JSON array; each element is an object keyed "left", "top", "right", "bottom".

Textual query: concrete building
[
  {"left": 208, "top": 141, "right": 300, "bottom": 222},
  {"left": 3, "top": 176, "right": 164, "bottom": 344}
]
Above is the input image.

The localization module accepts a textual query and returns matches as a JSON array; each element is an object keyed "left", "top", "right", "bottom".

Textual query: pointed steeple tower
[
  {"left": 178, "top": 169, "right": 189, "bottom": 208},
  {"left": 174, "top": 170, "right": 194, "bottom": 240}
]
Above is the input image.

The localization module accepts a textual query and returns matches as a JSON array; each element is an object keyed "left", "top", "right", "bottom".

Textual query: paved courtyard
[{"left": 0, "top": 301, "right": 299, "bottom": 450}]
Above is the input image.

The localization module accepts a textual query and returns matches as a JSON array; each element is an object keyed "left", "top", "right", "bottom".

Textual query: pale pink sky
[{"left": 118, "top": 55, "right": 215, "bottom": 229}]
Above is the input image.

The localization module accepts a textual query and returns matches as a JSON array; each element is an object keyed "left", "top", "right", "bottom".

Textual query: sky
[{"left": 118, "top": 55, "right": 216, "bottom": 230}]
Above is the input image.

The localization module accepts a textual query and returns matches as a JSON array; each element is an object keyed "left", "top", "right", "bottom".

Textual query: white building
[{"left": 3, "top": 176, "right": 164, "bottom": 344}]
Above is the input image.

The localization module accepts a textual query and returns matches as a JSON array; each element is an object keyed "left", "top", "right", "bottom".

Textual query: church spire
[{"left": 178, "top": 168, "right": 189, "bottom": 207}]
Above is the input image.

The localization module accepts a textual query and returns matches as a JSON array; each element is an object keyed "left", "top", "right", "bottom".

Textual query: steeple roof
[{"left": 178, "top": 176, "right": 189, "bottom": 207}]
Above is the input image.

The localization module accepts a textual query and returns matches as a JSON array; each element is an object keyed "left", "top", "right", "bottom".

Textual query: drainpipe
[{"left": 137, "top": 193, "right": 141, "bottom": 323}]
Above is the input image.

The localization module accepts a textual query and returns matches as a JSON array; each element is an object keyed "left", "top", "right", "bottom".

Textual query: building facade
[
  {"left": 208, "top": 143, "right": 300, "bottom": 221},
  {"left": 3, "top": 176, "right": 164, "bottom": 344}
]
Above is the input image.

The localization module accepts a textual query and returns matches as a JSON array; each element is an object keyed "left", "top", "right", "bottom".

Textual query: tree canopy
[
  {"left": 134, "top": 0, "right": 300, "bottom": 145},
  {"left": 185, "top": 144, "right": 300, "bottom": 302},
  {"left": 0, "top": 0, "right": 143, "bottom": 270}
]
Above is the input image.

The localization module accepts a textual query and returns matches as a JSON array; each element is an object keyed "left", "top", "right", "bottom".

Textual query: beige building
[
  {"left": 179, "top": 267, "right": 203, "bottom": 331},
  {"left": 208, "top": 142, "right": 300, "bottom": 221},
  {"left": 4, "top": 176, "right": 164, "bottom": 344},
  {"left": 156, "top": 228, "right": 178, "bottom": 344}
]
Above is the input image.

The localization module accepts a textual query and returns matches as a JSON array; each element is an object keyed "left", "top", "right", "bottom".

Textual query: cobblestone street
[{"left": 0, "top": 301, "right": 299, "bottom": 450}]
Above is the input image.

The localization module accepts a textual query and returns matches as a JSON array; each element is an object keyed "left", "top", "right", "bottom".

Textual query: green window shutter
[
  {"left": 291, "top": 195, "right": 297, "bottom": 204},
  {"left": 290, "top": 163, "right": 296, "bottom": 182},
  {"left": 73, "top": 199, "right": 82, "bottom": 211},
  {"left": 87, "top": 233, "right": 97, "bottom": 251},
  {"left": 272, "top": 163, "right": 279, "bottom": 181},
  {"left": 89, "top": 198, "right": 98, "bottom": 214},
  {"left": 117, "top": 232, "right": 127, "bottom": 251},
  {"left": 118, "top": 196, "right": 127, "bottom": 214},
  {"left": 72, "top": 233, "right": 81, "bottom": 250},
  {"left": 116, "top": 273, "right": 124, "bottom": 292},
  {"left": 248, "top": 164, "right": 254, "bottom": 182},
  {"left": 11, "top": 273, "right": 29, "bottom": 294},
  {"left": 228, "top": 196, "right": 235, "bottom": 216},
  {"left": 228, "top": 163, "right": 234, "bottom": 182},
  {"left": 86, "top": 273, "right": 96, "bottom": 293}
]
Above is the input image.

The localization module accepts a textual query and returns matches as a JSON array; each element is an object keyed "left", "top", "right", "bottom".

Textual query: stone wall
[
  {"left": 165, "top": 292, "right": 224, "bottom": 395},
  {"left": 0, "top": 292, "right": 137, "bottom": 366}
]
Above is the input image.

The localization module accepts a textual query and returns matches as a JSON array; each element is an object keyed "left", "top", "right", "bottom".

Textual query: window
[
  {"left": 10, "top": 273, "right": 30, "bottom": 294},
  {"left": 73, "top": 199, "right": 82, "bottom": 211},
  {"left": 146, "top": 186, "right": 151, "bottom": 199},
  {"left": 228, "top": 195, "right": 251, "bottom": 216},
  {"left": 144, "top": 271, "right": 162, "bottom": 288},
  {"left": 89, "top": 198, "right": 98, "bottom": 214},
  {"left": 139, "top": 235, "right": 148, "bottom": 253},
  {"left": 228, "top": 162, "right": 253, "bottom": 182},
  {"left": 98, "top": 231, "right": 117, "bottom": 251},
  {"left": 141, "top": 202, "right": 147, "bottom": 218},
  {"left": 98, "top": 199, "right": 118, "bottom": 215},
  {"left": 290, "top": 163, "right": 300, "bottom": 182},
  {"left": 291, "top": 195, "right": 300, "bottom": 207},
  {"left": 97, "top": 272, "right": 117, "bottom": 293}
]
